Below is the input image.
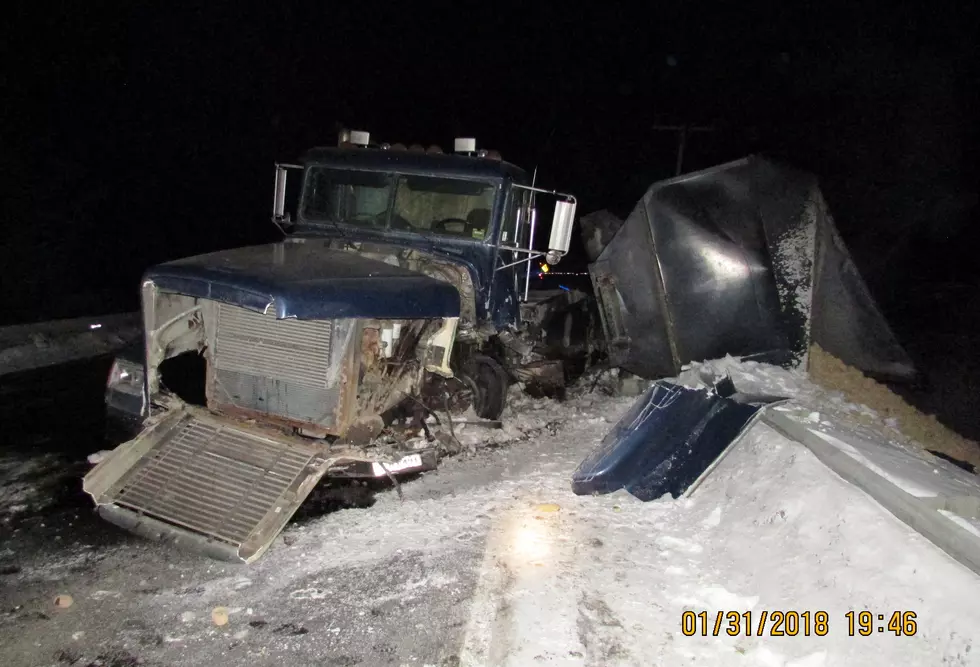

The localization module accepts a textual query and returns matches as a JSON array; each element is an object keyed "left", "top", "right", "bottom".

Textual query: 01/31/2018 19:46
[{"left": 680, "top": 610, "right": 918, "bottom": 637}]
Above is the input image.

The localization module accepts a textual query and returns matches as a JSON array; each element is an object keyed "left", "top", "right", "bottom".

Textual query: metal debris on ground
[{"left": 572, "top": 376, "right": 784, "bottom": 501}]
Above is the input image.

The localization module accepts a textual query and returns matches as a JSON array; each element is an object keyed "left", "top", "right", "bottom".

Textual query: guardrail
[{"left": 0, "top": 312, "right": 141, "bottom": 377}]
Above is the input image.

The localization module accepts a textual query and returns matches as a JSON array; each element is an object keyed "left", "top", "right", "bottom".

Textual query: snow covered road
[{"left": 1, "top": 364, "right": 980, "bottom": 666}]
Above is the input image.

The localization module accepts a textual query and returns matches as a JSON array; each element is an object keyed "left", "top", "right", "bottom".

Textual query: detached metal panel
[{"left": 83, "top": 407, "right": 334, "bottom": 563}]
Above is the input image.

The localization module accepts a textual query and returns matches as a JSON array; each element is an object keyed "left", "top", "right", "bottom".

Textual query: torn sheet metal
[
  {"left": 571, "top": 378, "right": 782, "bottom": 501},
  {"left": 589, "top": 156, "right": 915, "bottom": 382}
]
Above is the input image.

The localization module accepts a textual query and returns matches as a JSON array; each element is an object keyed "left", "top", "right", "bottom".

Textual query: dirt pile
[{"left": 808, "top": 344, "right": 980, "bottom": 471}]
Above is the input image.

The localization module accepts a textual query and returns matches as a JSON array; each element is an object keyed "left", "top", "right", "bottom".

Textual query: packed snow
[
  {"left": 1, "top": 358, "right": 979, "bottom": 665},
  {"left": 770, "top": 193, "right": 818, "bottom": 368},
  {"left": 0, "top": 454, "right": 68, "bottom": 520},
  {"left": 772, "top": 202, "right": 816, "bottom": 314},
  {"left": 453, "top": 364, "right": 980, "bottom": 666}
]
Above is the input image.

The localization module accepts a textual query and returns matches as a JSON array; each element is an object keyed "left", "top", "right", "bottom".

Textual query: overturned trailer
[{"left": 589, "top": 156, "right": 915, "bottom": 382}]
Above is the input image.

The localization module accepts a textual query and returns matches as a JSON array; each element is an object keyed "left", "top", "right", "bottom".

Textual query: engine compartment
[{"left": 141, "top": 281, "right": 458, "bottom": 442}]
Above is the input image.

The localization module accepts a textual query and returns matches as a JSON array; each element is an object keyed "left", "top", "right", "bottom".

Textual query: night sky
[{"left": 4, "top": 3, "right": 978, "bottom": 326}]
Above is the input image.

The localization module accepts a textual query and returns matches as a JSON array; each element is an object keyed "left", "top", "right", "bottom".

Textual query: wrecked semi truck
[{"left": 85, "top": 131, "right": 581, "bottom": 562}]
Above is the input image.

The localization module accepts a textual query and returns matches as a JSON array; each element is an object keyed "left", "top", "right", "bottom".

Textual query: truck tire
[{"left": 460, "top": 355, "right": 509, "bottom": 420}]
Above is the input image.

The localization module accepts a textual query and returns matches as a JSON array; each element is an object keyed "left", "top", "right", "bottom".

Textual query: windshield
[
  {"left": 302, "top": 168, "right": 392, "bottom": 227},
  {"left": 301, "top": 167, "right": 497, "bottom": 241}
]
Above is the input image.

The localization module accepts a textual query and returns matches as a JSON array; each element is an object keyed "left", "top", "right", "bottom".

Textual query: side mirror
[
  {"left": 272, "top": 162, "right": 303, "bottom": 227},
  {"left": 272, "top": 164, "right": 289, "bottom": 222},
  {"left": 546, "top": 198, "right": 577, "bottom": 264}
]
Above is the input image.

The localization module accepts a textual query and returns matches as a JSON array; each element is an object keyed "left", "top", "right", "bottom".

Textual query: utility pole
[{"left": 652, "top": 123, "right": 715, "bottom": 175}]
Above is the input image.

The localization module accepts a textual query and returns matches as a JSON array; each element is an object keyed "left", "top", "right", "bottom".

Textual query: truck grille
[
  {"left": 209, "top": 303, "right": 341, "bottom": 428},
  {"left": 84, "top": 407, "right": 333, "bottom": 563},
  {"left": 113, "top": 415, "right": 318, "bottom": 547}
]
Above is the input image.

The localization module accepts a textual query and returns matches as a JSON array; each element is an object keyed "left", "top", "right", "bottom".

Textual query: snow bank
[
  {"left": 170, "top": 359, "right": 976, "bottom": 665},
  {"left": 452, "top": 365, "right": 980, "bottom": 665},
  {"left": 461, "top": 420, "right": 980, "bottom": 666}
]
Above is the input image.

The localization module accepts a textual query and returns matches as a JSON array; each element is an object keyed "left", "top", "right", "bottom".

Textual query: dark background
[{"left": 3, "top": 3, "right": 978, "bottom": 436}]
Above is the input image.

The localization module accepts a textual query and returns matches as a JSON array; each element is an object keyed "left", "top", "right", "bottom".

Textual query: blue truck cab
[{"left": 88, "top": 131, "right": 587, "bottom": 562}]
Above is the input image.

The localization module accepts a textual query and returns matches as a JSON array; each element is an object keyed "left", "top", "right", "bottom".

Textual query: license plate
[{"left": 371, "top": 453, "right": 423, "bottom": 477}]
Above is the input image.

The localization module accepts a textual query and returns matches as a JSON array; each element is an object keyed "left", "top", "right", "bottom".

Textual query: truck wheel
[{"left": 460, "top": 355, "right": 509, "bottom": 420}]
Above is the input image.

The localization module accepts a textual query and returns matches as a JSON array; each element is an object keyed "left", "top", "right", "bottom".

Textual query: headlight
[{"left": 107, "top": 358, "right": 144, "bottom": 396}]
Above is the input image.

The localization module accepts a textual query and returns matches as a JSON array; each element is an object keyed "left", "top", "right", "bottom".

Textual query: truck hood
[{"left": 145, "top": 242, "right": 460, "bottom": 319}]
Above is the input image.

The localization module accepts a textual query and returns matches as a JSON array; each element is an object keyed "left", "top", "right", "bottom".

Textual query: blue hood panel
[{"left": 145, "top": 243, "right": 460, "bottom": 320}]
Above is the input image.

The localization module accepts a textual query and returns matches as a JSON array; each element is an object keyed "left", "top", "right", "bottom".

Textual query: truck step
[{"left": 83, "top": 407, "right": 332, "bottom": 563}]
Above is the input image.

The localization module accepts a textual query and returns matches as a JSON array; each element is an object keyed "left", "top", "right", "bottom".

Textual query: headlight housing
[{"left": 107, "top": 358, "right": 144, "bottom": 396}]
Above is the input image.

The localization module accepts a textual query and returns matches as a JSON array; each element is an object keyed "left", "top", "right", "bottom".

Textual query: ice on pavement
[{"left": 3, "top": 358, "right": 979, "bottom": 665}]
